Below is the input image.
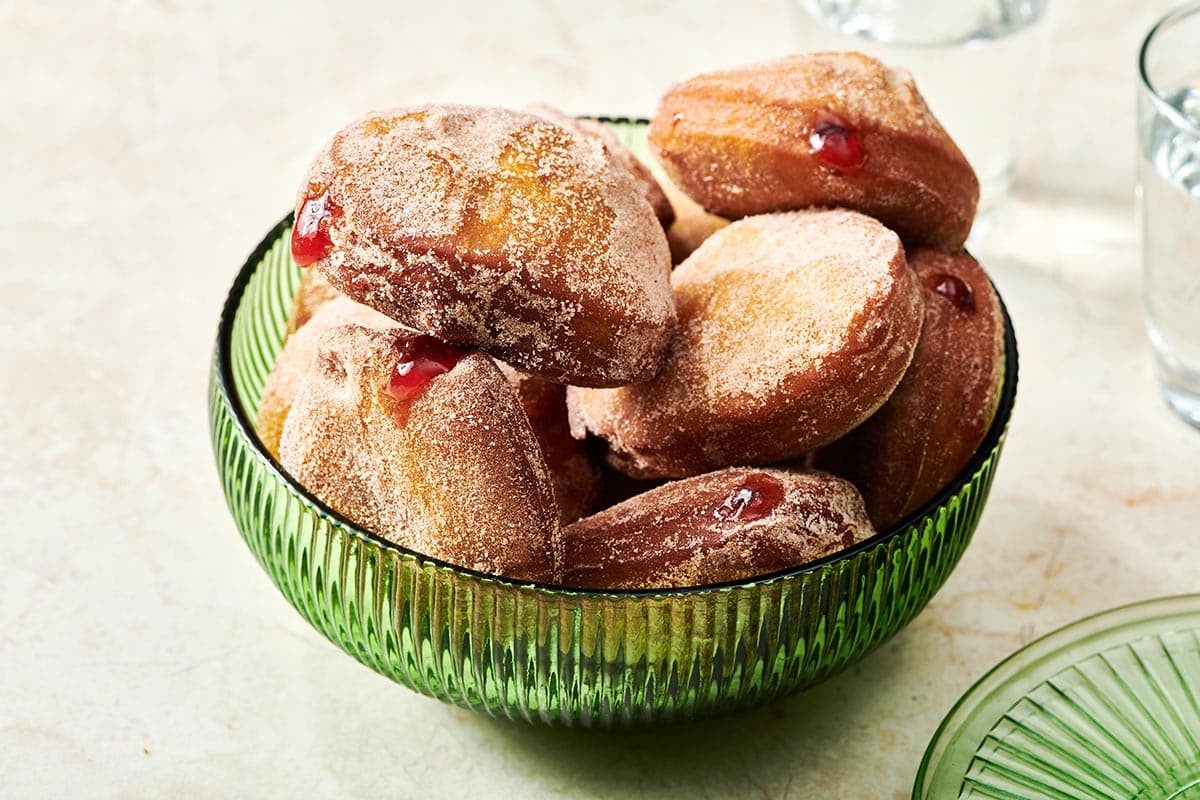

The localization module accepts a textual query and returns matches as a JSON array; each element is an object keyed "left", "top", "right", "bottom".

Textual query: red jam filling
[
  {"left": 291, "top": 183, "right": 342, "bottom": 267},
  {"left": 382, "top": 335, "right": 469, "bottom": 424},
  {"left": 712, "top": 474, "right": 786, "bottom": 523},
  {"left": 808, "top": 111, "right": 866, "bottom": 172},
  {"left": 928, "top": 273, "right": 976, "bottom": 312}
]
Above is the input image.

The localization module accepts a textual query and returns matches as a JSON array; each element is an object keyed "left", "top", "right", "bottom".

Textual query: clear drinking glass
[
  {"left": 792, "top": 0, "right": 1051, "bottom": 219},
  {"left": 1139, "top": 2, "right": 1200, "bottom": 429}
]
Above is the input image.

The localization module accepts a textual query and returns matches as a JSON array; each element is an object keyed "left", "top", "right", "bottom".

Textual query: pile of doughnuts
[{"left": 257, "top": 52, "right": 1005, "bottom": 590}]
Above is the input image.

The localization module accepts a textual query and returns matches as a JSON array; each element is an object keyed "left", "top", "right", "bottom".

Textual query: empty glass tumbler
[{"left": 1139, "top": 2, "right": 1200, "bottom": 429}]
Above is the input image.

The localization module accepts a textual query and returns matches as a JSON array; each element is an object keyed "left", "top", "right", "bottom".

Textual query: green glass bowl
[
  {"left": 207, "top": 118, "right": 1019, "bottom": 726},
  {"left": 916, "top": 595, "right": 1200, "bottom": 800}
]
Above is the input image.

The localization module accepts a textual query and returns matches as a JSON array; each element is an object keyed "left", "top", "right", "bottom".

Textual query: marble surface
[{"left": 4, "top": 1, "right": 1199, "bottom": 797}]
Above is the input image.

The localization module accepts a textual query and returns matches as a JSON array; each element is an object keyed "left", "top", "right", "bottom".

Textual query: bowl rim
[{"left": 214, "top": 127, "right": 1019, "bottom": 599}]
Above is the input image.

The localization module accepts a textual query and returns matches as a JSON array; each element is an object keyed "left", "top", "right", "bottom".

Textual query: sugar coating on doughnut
[
  {"left": 813, "top": 248, "right": 1004, "bottom": 528},
  {"left": 278, "top": 324, "right": 562, "bottom": 583},
  {"left": 561, "top": 468, "right": 876, "bottom": 590},
  {"left": 301, "top": 104, "right": 675, "bottom": 387},
  {"left": 495, "top": 361, "right": 601, "bottom": 525},
  {"left": 257, "top": 296, "right": 398, "bottom": 458},
  {"left": 527, "top": 104, "right": 675, "bottom": 229},
  {"left": 648, "top": 52, "right": 979, "bottom": 249},
  {"left": 568, "top": 209, "right": 923, "bottom": 478}
]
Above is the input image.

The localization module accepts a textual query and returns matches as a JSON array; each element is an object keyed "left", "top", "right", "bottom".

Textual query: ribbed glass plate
[
  {"left": 208, "top": 118, "right": 1019, "bottom": 726},
  {"left": 916, "top": 595, "right": 1200, "bottom": 799}
]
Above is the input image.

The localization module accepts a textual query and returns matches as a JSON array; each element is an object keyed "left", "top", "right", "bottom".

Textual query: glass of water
[
  {"left": 792, "top": 0, "right": 1051, "bottom": 219},
  {"left": 1139, "top": 2, "right": 1200, "bottom": 429}
]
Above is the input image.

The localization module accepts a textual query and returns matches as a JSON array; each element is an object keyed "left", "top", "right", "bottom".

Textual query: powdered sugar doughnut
[
  {"left": 257, "top": 295, "right": 397, "bottom": 458},
  {"left": 648, "top": 52, "right": 979, "bottom": 249},
  {"left": 568, "top": 209, "right": 923, "bottom": 478},
  {"left": 278, "top": 324, "right": 562, "bottom": 583},
  {"left": 292, "top": 104, "right": 675, "bottom": 387},
  {"left": 561, "top": 468, "right": 875, "bottom": 590},
  {"left": 812, "top": 248, "right": 1004, "bottom": 528}
]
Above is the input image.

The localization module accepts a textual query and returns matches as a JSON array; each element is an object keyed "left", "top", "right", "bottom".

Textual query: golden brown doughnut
[
  {"left": 278, "top": 324, "right": 562, "bottom": 583},
  {"left": 648, "top": 52, "right": 979, "bottom": 249},
  {"left": 561, "top": 468, "right": 875, "bottom": 590},
  {"left": 568, "top": 209, "right": 923, "bottom": 479},
  {"left": 292, "top": 104, "right": 676, "bottom": 387},
  {"left": 257, "top": 296, "right": 397, "bottom": 459},
  {"left": 812, "top": 248, "right": 1004, "bottom": 529},
  {"left": 527, "top": 105, "right": 675, "bottom": 229},
  {"left": 495, "top": 362, "right": 601, "bottom": 525}
]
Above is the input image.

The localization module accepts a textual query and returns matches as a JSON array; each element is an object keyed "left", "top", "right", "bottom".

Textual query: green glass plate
[
  {"left": 208, "top": 118, "right": 1019, "bottom": 726},
  {"left": 916, "top": 595, "right": 1200, "bottom": 799}
]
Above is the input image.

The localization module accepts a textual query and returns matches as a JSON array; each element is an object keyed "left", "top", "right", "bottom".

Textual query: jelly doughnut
[
  {"left": 568, "top": 209, "right": 923, "bottom": 479},
  {"left": 257, "top": 296, "right": 397, "bottom": 458},
  {"left": 813, "top": 248, "right": 1004, "bottom": 529},
  {"left": 278, "top": 324, "right": 562, "bottom": 583},
  {"left": 561, "top": 468, "right": 875, "bottom": 590},
  {"left": 648, "top": 52, "right": 979, "bottom": 249},
  {"left": 293, "top": 104, "right": 675, "bottom": 387}
]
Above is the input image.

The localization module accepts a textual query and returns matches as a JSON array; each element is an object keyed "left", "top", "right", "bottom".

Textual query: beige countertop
[{"left": 4, "top": 1, "right": 1199, "bottom": 797}]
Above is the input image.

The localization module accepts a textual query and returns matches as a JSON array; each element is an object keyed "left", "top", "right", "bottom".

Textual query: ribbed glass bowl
[{"left": 207, "top": 118, "right": 1019, "bottom": 726}]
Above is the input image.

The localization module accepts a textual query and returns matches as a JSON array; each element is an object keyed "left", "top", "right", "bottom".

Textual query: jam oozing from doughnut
[
  {"left": 711, "top": 473, "right": 786, "bottom": 522},
  {"left": 291, "top": 183, "right": 342, "bottom": 266},
  {"left": 928, "top": 273, "right": 976, "bottom": 312},
  {"left": 808, "top": 112, "right": 866, "bottom": 172},
  {"left": 383, "top": 335, "right": 469, "bottom": 423}
]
